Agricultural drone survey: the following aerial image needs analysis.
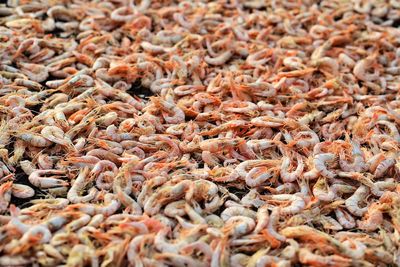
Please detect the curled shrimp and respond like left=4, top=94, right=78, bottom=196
left=41, top=125, right=74, bottom=148
left=357, top=203, right=386, bottom=232
left=263, top=194, right=306, bottom=215
left=353, top=56, right=379, bottom=82
left=245, top=166, right=277, bottom=187
left=314, top=153, right=336, bottom=179
left=67, top=167, right=97, bottom=203
left=345, top=185, right=369, bottom=217
left=280, top=155, right=304, bottom=183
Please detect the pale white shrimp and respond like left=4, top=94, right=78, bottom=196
left=254, top=205, right=269, bottom=234
left=371, top=178, right=396, bottom=197
left=335, top=208, right=356, bottom=229
left=17, top=132, right=52, bottom=147
left=181, top=241, right=213, bottom=262
left=200, top=138, right=241, bottom=153
left=246, top=48, right=271, bottom=67
left=353, top=56, right=379, bottom=82
left=164, top=200, right=186, bottom=217
left=280, top=155, right=304, bottom=183
left=339, top=53, right=356, bottom=68
left=313, top=179, right=355, bottom=202
left=291, top=131, right=320, bottom=148
left=41, top=125, right=74, bottom=148
left=269, top=194, right=306, bottom=215
left=127, top=234, right=155, bottom=266
left=267, top=208, right=286, bottom=242
left=68, top=193, right=120, bottom=216
left=374, top=157, right=395, bottom=178
left=245, top=166, right=276, bottom=187
left=110, top=6, right=135, bottom=22
left=11, top=184, right=35, bottom=199
left=64, top=214, right=91, bottom=232
left=318, top=215, right=343, bottom=231
left=19, top=62, right=49, bottom=83
left=0, top=181, right=12, bottom=213
left=141, top=41, right=174, bottom=54
left=256, top=255, right=290, bottom=267
left=345, top=185, right=369, bottom=217
left=230, top=253, right=249, bottom=267
left=298, top=248, right=352, bottom=266
left=376, top=120, right=400, bottom=142
left=28, top=169, right=67, bottom=188
left=184, top=203, right=206, bottom=225
left=224, top=216, right=256, bottom=237
left=246, top=139, right=276, bottom=153
left=154, top=227, right=182, bottom=254
left=205, top=50, right=233, bottom=66
left=283, top=56, right=305, bottom=70
left=67, top=167, right=97, bottom=204
left=314, top=153, right=336, bottom=179
left=241, top=189, right=265, bottom=208
left=37, top=153, right=54, bottom=170
left=357, top=203, right=384, bottom=232
left=18, top=225, right=52, bottom=251
left=66, top=244, right=99, bottom=267
left=250, top=116, right=285, bottom=128
left=339, top=141, right=366, bottom=172
left=221, top=206, right=257, bottom=222
left=0, top=255, right=31, bottom=266
left=235, top=159, right=280, bottom=178
left=90, top=160, right=118, bottom=178
left=151, top=96, right=185, bottom=124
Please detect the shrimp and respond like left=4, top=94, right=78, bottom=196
left=245, top=166, right=277, bottom=187
left=12, top=225, right=52, bottom=254
left=298, top=248, right=352, bottom=267
left=200, top=138, right=241, bottom=153
left=353, top=56, right=379, bottom=82
left=28, top=169, right=68, bottom=188
left=17, top=132, right=52, bottom=147
left=280, top=155, right=304, bottom=183
left=266, top=207, right=286, bottom=242
left=0, top=181, right=12, bottom=213
left=205, top=50, right=233, bottom=66
left=223, top=216, right=256, bottom=237
left=374, top=157, right=395, bottom=178
left=150, top=96, right=185, bottom=124
left=66, top=244, right=99, bottom=267
left=235, top=159, right=281, bottom=178
left=67, top=167, right=98, bottom=203
left=345, top=185, right=369, bottom=217
left=220, top=206, right=257, bottom=222
left=314, top=153, right=336, bottom=179
left=263, top=194, right=305, bottom=215
left=339, top=141, right=366, bottom=172
left=254, top=205, right=269, bottom=234
left=357, top=203, right=386, bottom=232
left=289, top=130, right=320, bottom=148
left=41, top=125, right=74, bottom=148
left=67, top=193, right=120, bottom=216
left=334, top=208, right=356, bottom=229
left=11, top=184, right=35, bottom=199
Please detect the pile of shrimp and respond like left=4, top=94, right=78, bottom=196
left=0, top=0, right=400, bottom=266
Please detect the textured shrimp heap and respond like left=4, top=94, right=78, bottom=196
left=1, top=0, right=400, bottom=266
